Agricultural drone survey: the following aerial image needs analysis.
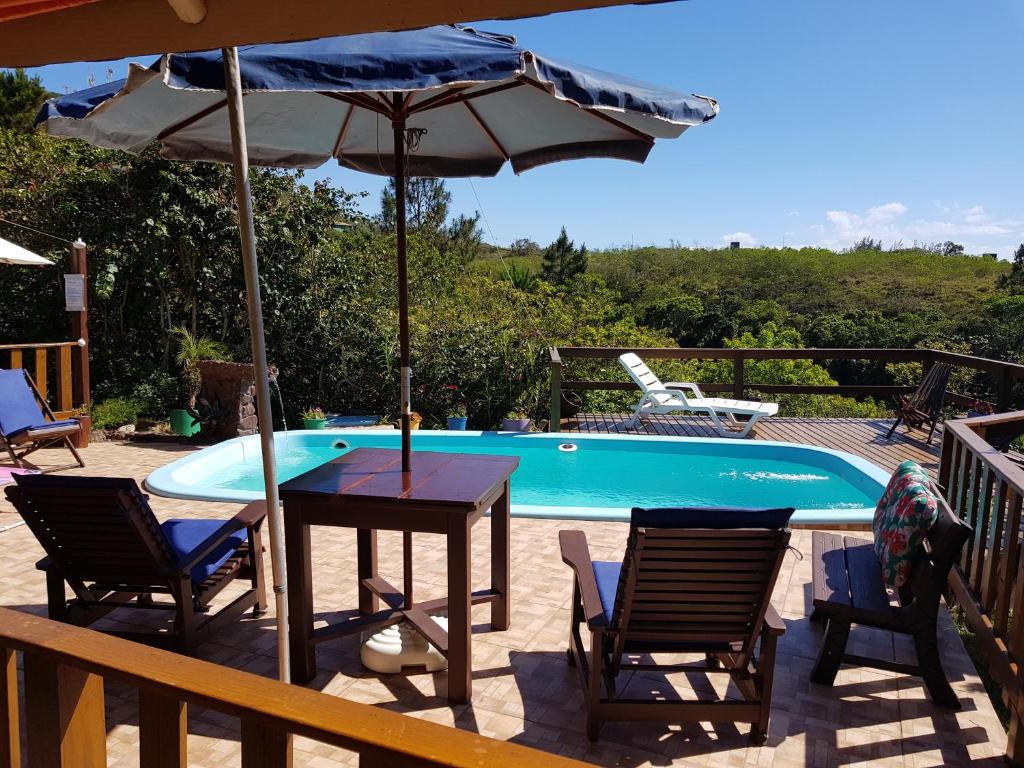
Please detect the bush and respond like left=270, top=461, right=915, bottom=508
left=91, top=397, right=143, bottom=429
left=131, top=371, right=179, bottom=416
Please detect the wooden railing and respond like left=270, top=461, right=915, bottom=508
left=940, top=412, right=1024, bottom=765
left=0, top=607, right=585, bottom=768
left=0, top=341, right=86, bottom=420
left=548, top=346, right=1024, bottom=431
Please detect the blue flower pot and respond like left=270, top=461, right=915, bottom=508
left=447, top=416, right=468, bottom=430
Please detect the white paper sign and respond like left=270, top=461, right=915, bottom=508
left=64, top=273, right=85, bottom=312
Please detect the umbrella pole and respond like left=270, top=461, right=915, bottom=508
left=222, top=46, right=290, bottom=684
left=393, top=97, right=412, bottom=474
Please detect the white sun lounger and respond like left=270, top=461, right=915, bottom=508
left=618, top=352, right=778, bottom=438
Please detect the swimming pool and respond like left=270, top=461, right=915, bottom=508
left=145, top=430, right=889, bottom=525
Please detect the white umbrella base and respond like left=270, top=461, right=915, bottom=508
left=360, top=614, right=448, bottom=673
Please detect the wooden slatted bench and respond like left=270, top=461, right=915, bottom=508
left=809, top=493, right=971, bottom=708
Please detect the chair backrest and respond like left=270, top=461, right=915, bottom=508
left=909, top=363, right=952, bottom=415
left=0, top=368, right=47, bottom=439
left=902, top=492, right=971, bottom=615
left=4, top=475, right=178, bottom=597
left=609, top=506, right=793, bottom=666
left=619, top=353, right=665, bottom=394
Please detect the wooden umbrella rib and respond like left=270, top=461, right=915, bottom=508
left=156, top=97, right=228, bottom=141
left=463, top=101, right=508, bottom=161
left=517, top=75, right=655, bottom=144
left=319, top=91, right=391, bottom=117
left=331, top=102, right=355, bottom=158
left=407, top=80, right=524, bottom=115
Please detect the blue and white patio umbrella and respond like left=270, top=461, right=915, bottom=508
left=37, top=24, right=718, bottom=680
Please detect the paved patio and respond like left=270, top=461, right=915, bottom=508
left=0, top=441, right=1008, bottom=767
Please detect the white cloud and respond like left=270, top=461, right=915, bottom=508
left=720, top=231, right=759, bottom=247
left=810, top=201, right=1021, bottom=257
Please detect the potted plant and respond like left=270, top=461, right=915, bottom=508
left=501, top=409, right=532, bottom=432
left=169, top=327, right=230, bottom=437
left=967, top=399, right=994, bottom=419
left=447, top=402, right=468, bottom=430
left=302, top=407, right=327, bottom=430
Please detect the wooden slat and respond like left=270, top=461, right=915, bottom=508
left=812, top=531, right=851, bottom=608
left=139, top=691, right=186, bottom=768
left=980, top=477, right=1005, bottom=612
left=8, top=349, right=21, bottom=369
left=241, top=721, right=292, bottom=768
left=995, top=490, right=1024, bottom=637
left=57, top=344, right=73, bottom=413
left=971, top=463, right=994, bottom=597
left=34, top=348, right=47, bottom=402
left=843, top=538, right=893, bottom=621
left=23, top=654, right=106, bottom=768
left=0, top=648, right=18, bottom=768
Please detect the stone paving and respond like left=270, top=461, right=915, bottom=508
left=0, top=441, right=1008, bottom=767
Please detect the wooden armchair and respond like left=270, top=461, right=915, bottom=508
left=4, top=474, right=267, bottom=653
left=887, top=363, right=953, bottom=444
left=560, top=506, right=793, bottom=744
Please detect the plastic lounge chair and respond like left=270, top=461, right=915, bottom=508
left=618, top=353, right=778, bottom=438
left=886, top=362, right=952, bottom=444
left=0, top=367, right=84, bottom=468
left=560, top=506, right=794, bottom=744
left=4, top=474, right=268, bottom=653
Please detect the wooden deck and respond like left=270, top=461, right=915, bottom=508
left=562, top=414, right=941, bottom=477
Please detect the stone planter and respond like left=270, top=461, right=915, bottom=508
left=196, top=360, right=257, bottom=441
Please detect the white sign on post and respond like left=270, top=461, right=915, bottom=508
left=64, top=273, right=85, bottom=312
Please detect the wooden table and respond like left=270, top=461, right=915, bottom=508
left=279, top=447, right=519, bottom=703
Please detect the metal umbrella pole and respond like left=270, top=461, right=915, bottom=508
left=222, top=46, right=290, bottom=683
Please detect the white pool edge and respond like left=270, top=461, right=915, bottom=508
left=145, top=428, right=889, bottom=524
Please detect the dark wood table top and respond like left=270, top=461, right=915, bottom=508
left=279, top=447, right=520, bottom=510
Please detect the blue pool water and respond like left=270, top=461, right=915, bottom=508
left=146, top=430, right=889, bottom=524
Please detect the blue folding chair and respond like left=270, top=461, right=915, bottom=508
left=0, top=368, right=83, bottom=468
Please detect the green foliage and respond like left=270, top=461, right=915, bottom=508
left=541, top=226, right=588, bottom=284
left=91, top=397, right=143, bottom=429
left=171, top=326, right=231, bottom=368
left=380, top=177, right=450, bottom=234
left=999, top=243, right=1024, bottom=295
left=505, top=264, right=537, bottom=292
left=641, top=295, right=704, bottom=346
left=0, top=69, right=49, bottom=132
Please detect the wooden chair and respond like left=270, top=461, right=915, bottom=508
left=887, top=362, right=953, bottom=444
left=4, top=474, right=267, bottom=653
left=810, top=493, right=971, bottom=708
left=560, top=506, right=793, bottom=743
left=0, top=367, right=84, bottom=468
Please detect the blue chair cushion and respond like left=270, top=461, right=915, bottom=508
left=592, top=560, right=622, bottom=624
left=0, top=369, right=49, bottom=439
left=630, top=506, right=795, bottom=529
left=162, top=519, right=247, bottom=585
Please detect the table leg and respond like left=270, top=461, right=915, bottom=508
left=490, top=480, right=511, bottom=631
left=448, top=515, right=472, bottom=704
left=285, top=509, right=316, bottom=683
left=357, top=529, right=379, bottom=615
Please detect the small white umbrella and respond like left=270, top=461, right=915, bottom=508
left=0, top=236, right=53, bottom=266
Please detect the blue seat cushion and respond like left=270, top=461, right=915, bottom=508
left=162, top=519, right=247, bottom=585
left=592, top=560, right=622, bottom=624
left=631, top=506, right=795, bottom=529
left=0, top=369, right=49, bottom=439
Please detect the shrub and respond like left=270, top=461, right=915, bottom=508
left=92, top=397, right=143, bottom=429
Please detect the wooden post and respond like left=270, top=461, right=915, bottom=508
left=549, top=348, right=562, bottom=433
left=0, top=648, right=18, bottom=768
left=998, top=366, right=1013, bottom=413
left=23, top=654, right=106, bottom=768
left=69, top=240, right=89, bottom=408
left=733, top=351, right=745, bottom=399
left=139, top=691, right=186, bottom=768
left=240, top=721, right=292, bottom=768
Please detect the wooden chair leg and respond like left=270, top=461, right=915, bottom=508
left=2, top=440, right=23, bottom=468
left=886, top=415, right=903, bottom=439
left=913, top=627, right=960, bottom=709
left=45, top=568, right=68, bottom=621
left=926, top=419, right=938, bottom=445
left=811, top=615, right=850, bottom=686
left=64, top=435, right=85, bottom=467
left=173, top=578, right=198, bottom=654
left=586, top=630, right=605, bottom=742
left=751, top=629, right=779, bottom=746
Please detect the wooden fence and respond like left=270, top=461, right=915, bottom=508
left=940, top=411, right=1024, bottom=765
left=548, top=347, right=1024, bottom=431
left=0, top=607, right=585, bottom=768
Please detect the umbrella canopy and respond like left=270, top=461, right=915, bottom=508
left=36, top=26, right=717, bottom=683
left=39, top=25, right=717, bottom=174
left=0, top=236, right=54, bottom=266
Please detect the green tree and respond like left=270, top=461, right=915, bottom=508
left=641, top=295, right=704, bottom=345
left=379, top=177, right=451, bottom=235
left=0, top=69, right=49, bottom=132
left=540, top=226, right=588, bottom=284
left=999, top=243, right=1024, bottom=295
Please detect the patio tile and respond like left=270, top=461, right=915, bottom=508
left=0, top=441, right=1010, bottom=767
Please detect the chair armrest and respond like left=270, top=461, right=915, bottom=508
left=559, top=530, right=607, bottom=630
left=177, top=504, right=268, bottom=574
left=645, top=388, right=692, bottom=401
left=664, top=381, right=705, bottom=398
left=763, top=603, right=786, bottom=636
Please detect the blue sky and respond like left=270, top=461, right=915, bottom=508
left=23, top=0, right=1024, bottom=256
